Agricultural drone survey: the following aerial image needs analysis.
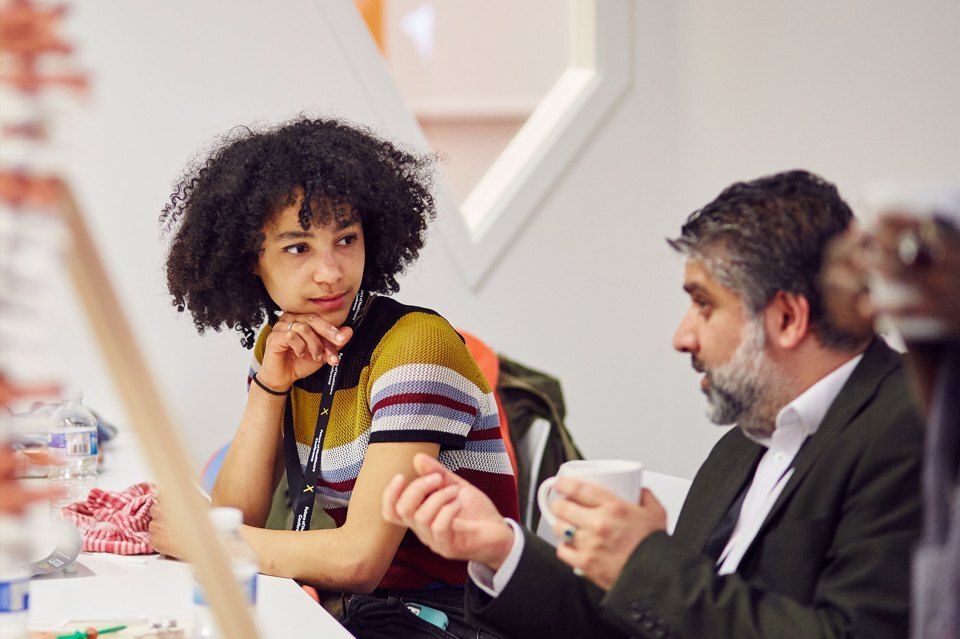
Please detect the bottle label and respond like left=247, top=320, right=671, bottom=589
left=247, top=573, right=258, bottom=605
left=0, top=577, right=29, bottom=613
left=48, top=430, right=98, bottom=458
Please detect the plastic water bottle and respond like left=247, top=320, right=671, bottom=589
left=0, top=517, right=31, bottom=639
left=46, top=392, right=98, bottom=517
left=192, top=507, right=259, bottom=639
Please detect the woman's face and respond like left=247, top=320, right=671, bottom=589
left=255, top=199, right=365, bottom=328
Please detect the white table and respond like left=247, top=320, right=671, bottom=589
left=27, top=434, right=354, bottom=638
left=30, top=553, right=352, bottom=638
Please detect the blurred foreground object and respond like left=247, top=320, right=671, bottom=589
left=0, top=0, right=87, bottom=399
left=864, top=184, right=960, bottom=341
left=822, top=187, right=960, bottom=343
left=1, top=2, right=88, bottom=633
left=823, top=182, right=960, bottom=638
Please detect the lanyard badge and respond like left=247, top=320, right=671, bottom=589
left=283, top=290, right=367, bottom=531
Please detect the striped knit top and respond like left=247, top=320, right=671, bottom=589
left=250, top=296, right=519, bottom=590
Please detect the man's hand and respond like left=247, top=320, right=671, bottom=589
left=255, top=313, right=354, bottom=392
left=551, top=480, right=667, bottom=591
left=382, top=453, right=515, bottom=570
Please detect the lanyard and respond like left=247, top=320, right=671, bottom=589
left=283, top=290, right=367, bottom=532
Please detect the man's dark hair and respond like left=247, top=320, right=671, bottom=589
left=668, top=169, right=864, bottom=350
left=161, top=116, right=435, bottom=348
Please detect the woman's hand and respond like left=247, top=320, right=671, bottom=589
left=254, top=313, right=354, bottom=392
left=148, top=494, right=197, bottom=559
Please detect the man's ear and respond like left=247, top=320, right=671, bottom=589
left=763, top=291, right=810, bottom=350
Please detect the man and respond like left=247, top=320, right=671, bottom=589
left=383, top=170, right=924, bottom=638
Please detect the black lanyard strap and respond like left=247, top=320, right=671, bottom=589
left=283, top=290, right=367, bottom=532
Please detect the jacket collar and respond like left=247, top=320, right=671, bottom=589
left=755, top=338, right=901, bottom=535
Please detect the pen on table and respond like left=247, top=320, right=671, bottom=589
left=56, top=625, right=127, bottom=639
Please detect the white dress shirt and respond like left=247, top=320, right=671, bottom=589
left=471, top=353, right=864, bottom=594
left=716, top=353, right=862, bottom=574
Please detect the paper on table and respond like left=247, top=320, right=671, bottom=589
left=28, top=517, right=82, bottom=575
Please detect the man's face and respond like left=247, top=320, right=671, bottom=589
left=673, top=259, right=780, bottom=434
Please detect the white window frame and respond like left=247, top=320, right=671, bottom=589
left=316, top=0, right=633, bottom=288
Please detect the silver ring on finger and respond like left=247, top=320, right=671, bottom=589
left=561, top=523, right=577, bottom=545
left=287, top=321, right=297, bottom=333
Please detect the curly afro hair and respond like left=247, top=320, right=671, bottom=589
left=160, top=116, right=436, bottom=348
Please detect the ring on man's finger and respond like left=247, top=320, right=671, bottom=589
left=561, top=523, right=577, bottom=545
left=287, top=321, right=297, bottom=332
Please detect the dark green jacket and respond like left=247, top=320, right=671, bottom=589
left=467, top=339, right=923, bottom=638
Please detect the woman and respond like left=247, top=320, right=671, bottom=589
left=152, top=117, right=518, bottom=638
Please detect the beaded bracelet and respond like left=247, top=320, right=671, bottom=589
left=252, top=372, right=290, bottom=396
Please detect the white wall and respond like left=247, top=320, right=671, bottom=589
left=54, top=0, right=388, bottom=470
left=54, top=0, right=960, bottom=483
left=402, top=0, right=960, bottom=479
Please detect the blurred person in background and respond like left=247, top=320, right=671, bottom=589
left=822, top=203, right=960, bottom=639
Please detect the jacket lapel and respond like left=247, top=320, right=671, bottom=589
left=673, top=429, right=763, bottom=552
left=754, top=339, right=902, bottom=537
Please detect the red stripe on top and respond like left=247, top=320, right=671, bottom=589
left=323, top=477, right=358, bottom=493
left=372, top=392, right=478, bottom=417
left=458, top=467, right=520, bottom=520
left=326, top=508, right=347, bottom=528
left=467, top=427, right=507, bottom=441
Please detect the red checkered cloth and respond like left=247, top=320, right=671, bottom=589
left=60, top=482, right=158, bottom=555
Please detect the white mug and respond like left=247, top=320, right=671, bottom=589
left=537, top=459, right=643, bottom=528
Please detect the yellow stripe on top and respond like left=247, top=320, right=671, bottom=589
left=366, top=311, right=493, bottom=402
left=251, top=304, right=493, bottom=465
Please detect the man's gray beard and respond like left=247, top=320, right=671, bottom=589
left=703, top=317, right=781, bottom=436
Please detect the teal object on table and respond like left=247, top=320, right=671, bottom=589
left=57, top=625, right=127, bottom=639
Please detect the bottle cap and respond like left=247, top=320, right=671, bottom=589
left=208, top=507, right=243, bottom=533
